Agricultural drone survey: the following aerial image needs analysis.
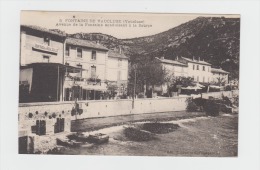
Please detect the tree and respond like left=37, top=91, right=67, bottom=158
left=128, top=58, right=168, bottom=97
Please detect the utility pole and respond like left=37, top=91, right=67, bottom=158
left=132, top=65, right=137, bottom=109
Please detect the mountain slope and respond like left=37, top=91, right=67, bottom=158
left=69, top=17, right=240, bottom=79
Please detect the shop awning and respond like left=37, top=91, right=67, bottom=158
left=21, top=62, right=85, bottom=73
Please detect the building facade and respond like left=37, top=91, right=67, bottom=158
left=211, top=68, right=229, bottom=85
left=107, top=50, right=129, bottom=95
left=19, top=25, right=129, bottom=102
left=177, top=57, right=212, bottom=83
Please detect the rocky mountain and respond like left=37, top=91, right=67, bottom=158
left=69, top=17, right=240, bottom=79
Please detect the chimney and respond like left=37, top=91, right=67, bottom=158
left=176, top=56, right=179, bottom=60
left=198, top=57, right=200, bottom=61
left=193, top=56, right=195, bottom=61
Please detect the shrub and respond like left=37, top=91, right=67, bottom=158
left=137, top=93, right=145, bottom=98
left=52, top=113, right=57, bottom=118
left=186, top=98, right=199, bottom=112
left=28, top=112, right=33, bottom=118
left=44, top=111, right=48, bottom=116
left=204, top=100, right=220, bottom=116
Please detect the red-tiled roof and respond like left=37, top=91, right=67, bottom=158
left=66, top=37, right=108, bottom=51
left=108, top=50, right=129, bottom=59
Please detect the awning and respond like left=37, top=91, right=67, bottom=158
left=181, top=86, right=202, bottom=90
left=209, top=85, right=221, bottom=89
left=21, top=62, right=85, bottom=73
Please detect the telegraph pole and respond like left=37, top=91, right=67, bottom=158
left=132, top=65, right=137, bottom=109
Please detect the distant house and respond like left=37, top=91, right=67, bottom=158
left=211, top=68, right=229, bottom=84
left=177, top=57, right=212, bottom=83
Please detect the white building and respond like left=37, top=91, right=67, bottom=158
left=211, top=68, right=229, bottom=84
left=106, top=50, right=129, bottom=95
left=177, top=57, right=212, bottom=83
left=155, top=57, right=188, bottom=77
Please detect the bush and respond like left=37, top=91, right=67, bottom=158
left=137, top=93, right=145, bottom=98
left=204, top=100, right=220, bottom=116
left=28, top=112, right=33, bottom=118
left=52, top=113, right=57, bottom=118
left=186, top=98, right=199, bottom=112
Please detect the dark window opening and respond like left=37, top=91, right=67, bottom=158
left=77, top=48, right=82, bottom=58
left=91, top=51, right=96, bottom=60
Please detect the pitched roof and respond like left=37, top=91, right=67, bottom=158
left=211, top=68, right=229, bottom=74
left=108, top=50, right=129, bottom=60
left=66, top=37, right=108, bottom=51
left=156, top=57, right=187, bottom=67
left=21, top=25, right=66, bottom=37
left=181, top=57, right=212, bottom=66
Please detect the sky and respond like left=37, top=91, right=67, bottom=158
left=21, top=11, right=239, bottom=39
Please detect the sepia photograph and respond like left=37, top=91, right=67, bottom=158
left=18, top=11, right=240, bottom=157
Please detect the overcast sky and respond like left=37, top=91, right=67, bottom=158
left=21, top=11, right=239, bottom=39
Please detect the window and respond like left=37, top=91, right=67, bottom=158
left=203, top=76, right=205, bottom=82
left=43, top=37, right=50, bottom=46
left=197, top=65, right=199, bottom=70
left=91, top=66, right=96, bottom=78
left=65, top=45, right=70, bottom=56
left=117, top=71, right=121, bottom=80
left=77, top=64, right=82, bottom=77
left=197, top=76, right=199, bottom=82
left=77, top=48, right=82, bottom=58
left=203, top=66, right=205, bottom=71
left=193, top=65, right=195, bottom=70
left=192, top=76, right=195, bottom=80
left=91, top=51, right=96, bottom=60
left=118, top=59, right=122, bottom=67
left=43, top=55, right=49, bottom=63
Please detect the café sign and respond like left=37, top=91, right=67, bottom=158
left=33, top=43, right=59, bottom=54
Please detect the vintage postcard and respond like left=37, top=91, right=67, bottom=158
left=18, top=11, right=240, bottom=156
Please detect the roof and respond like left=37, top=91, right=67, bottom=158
left=156, top=57, right=187, bottom=67
left=21, top=63, right=84, bottom=73
left=21, top=25, right=66, bottom=37
left=181, top=57, right=212, bottom=66
left=66, top=37, right=108, bottom=51
left=211, top=68, right=229, bottom=74
left=108, top=50, right=129, bottom=60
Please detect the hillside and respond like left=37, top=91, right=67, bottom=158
left=69, top=17, right=240, bottom=79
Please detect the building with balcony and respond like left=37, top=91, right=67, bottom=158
left=63, top=37, right=109, bottom=101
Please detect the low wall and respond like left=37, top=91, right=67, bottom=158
left=19, top=97, right=189, bottom=122
left=19, top=90, right=238, bottom=136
